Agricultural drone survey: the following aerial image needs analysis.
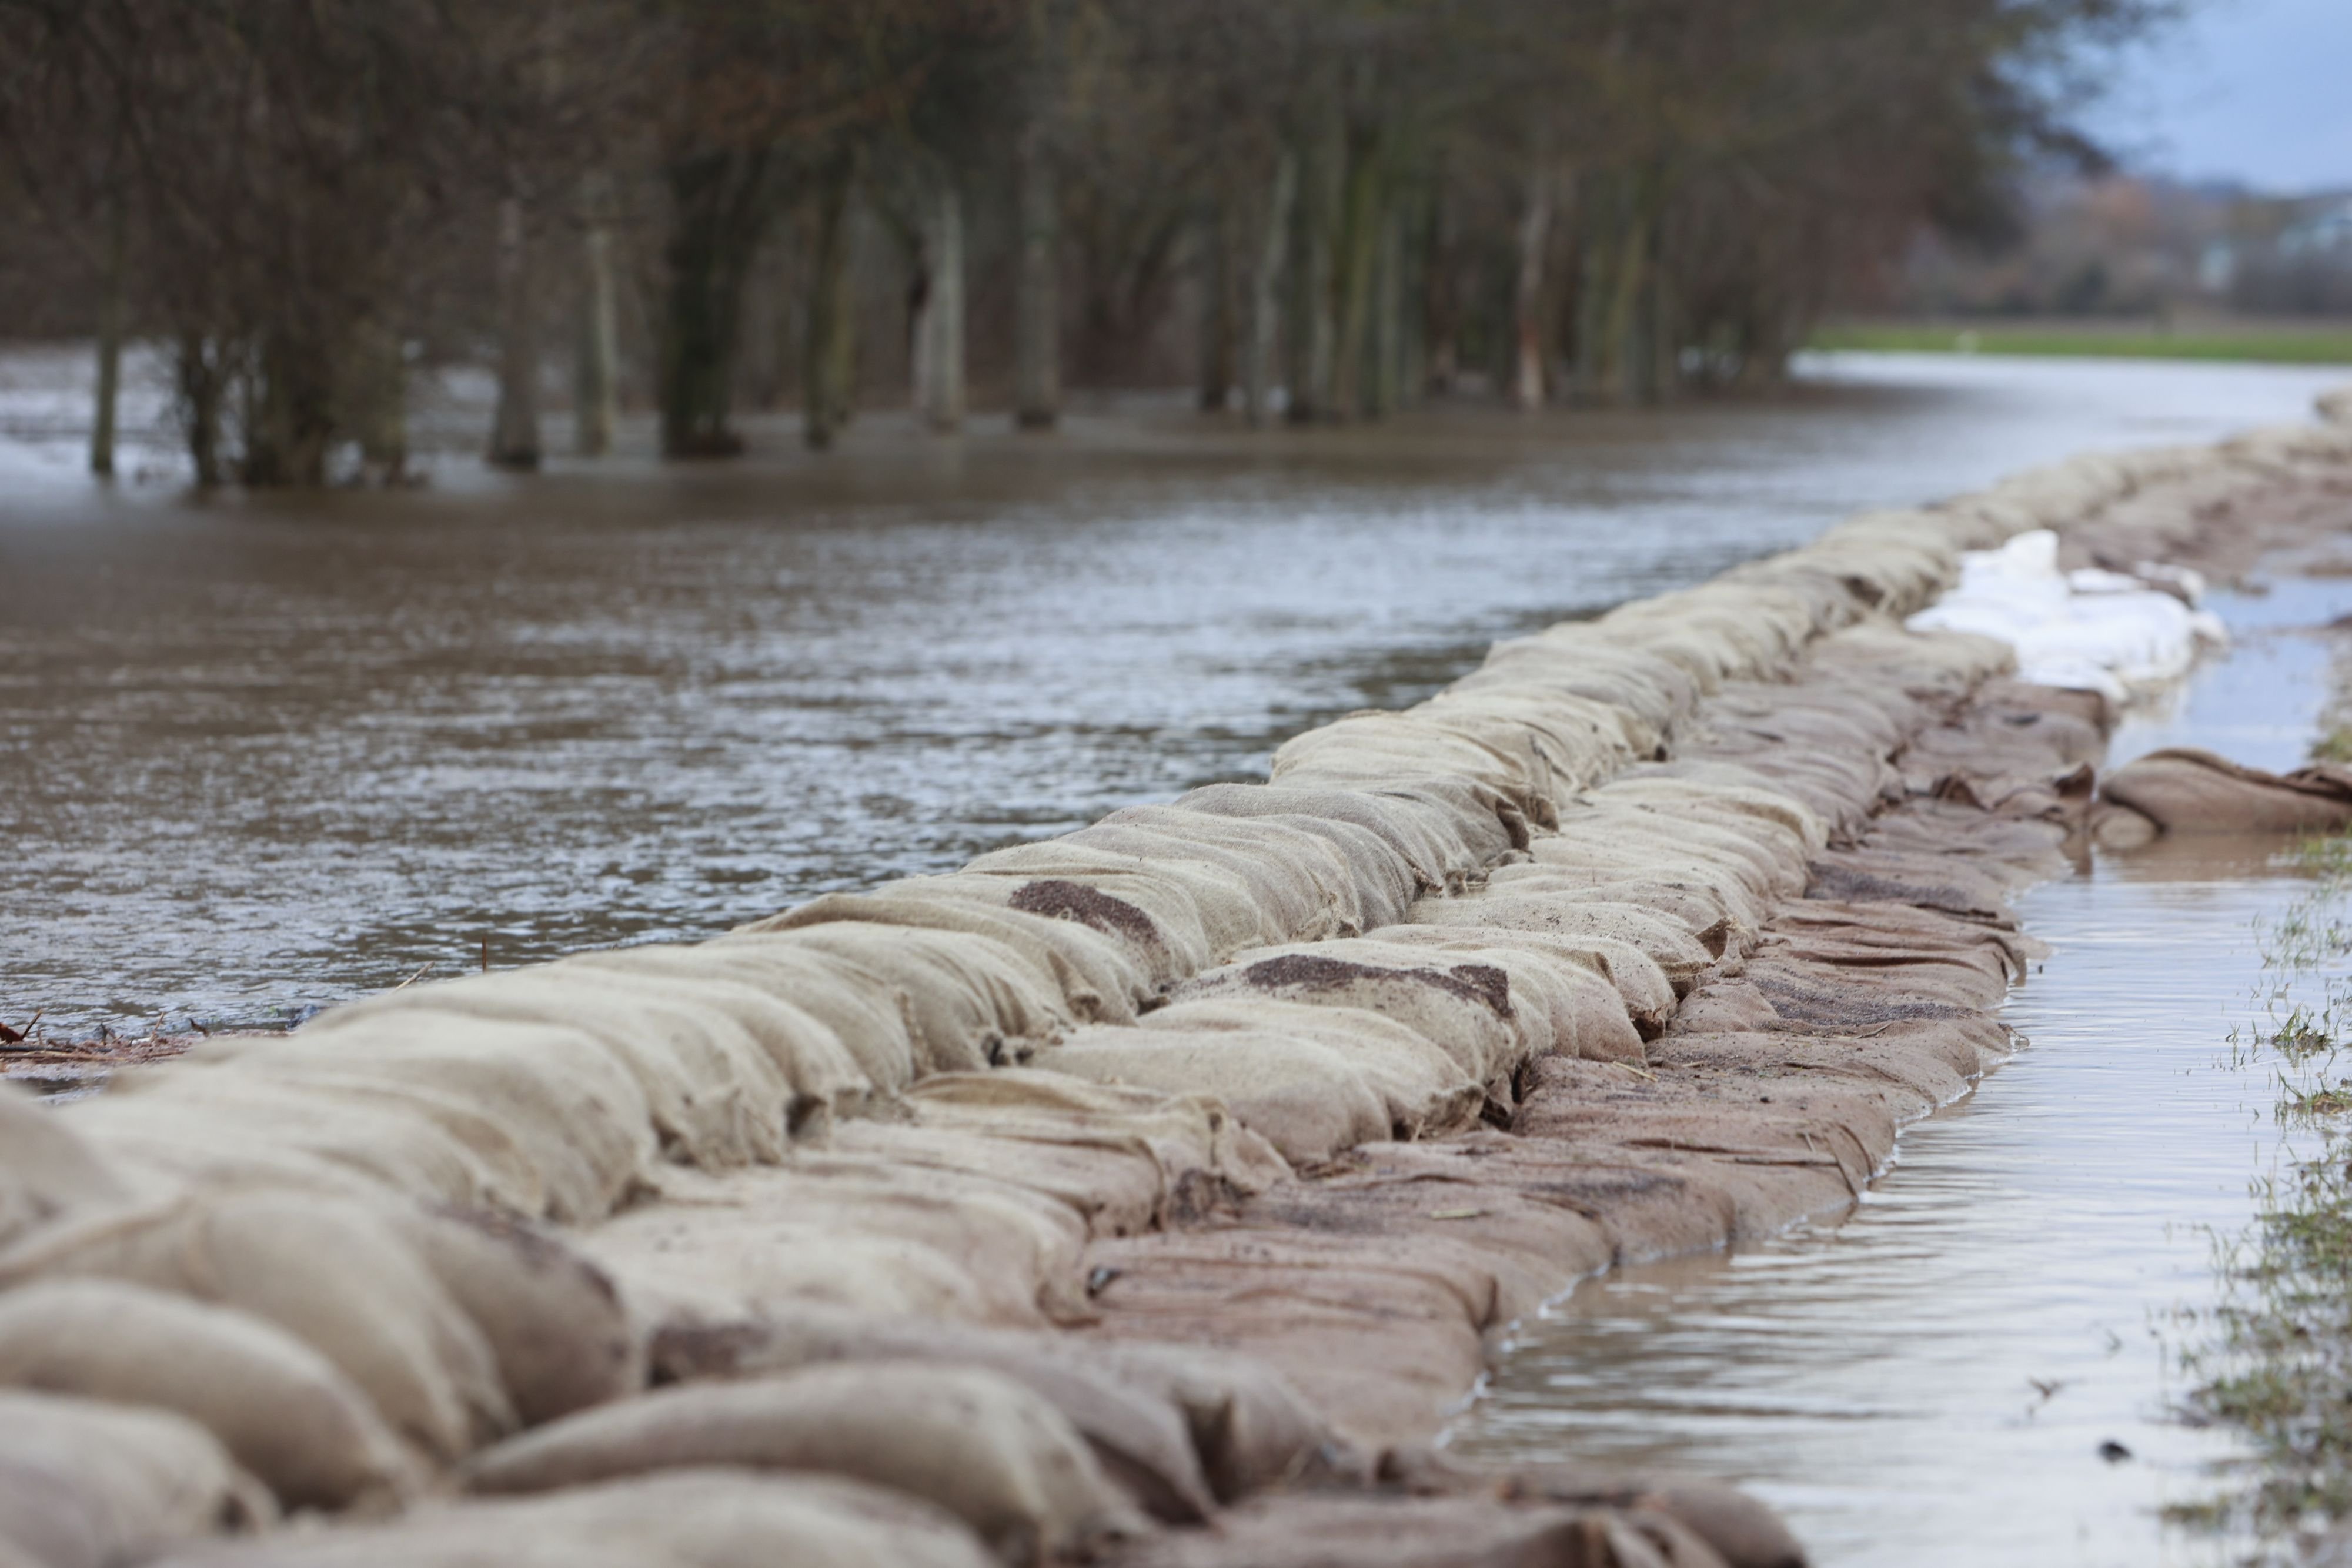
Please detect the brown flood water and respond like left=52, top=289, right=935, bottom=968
left=2, top=352, right=2346, bottom=1044
left=1446, top=576, right=2352, bottom=1566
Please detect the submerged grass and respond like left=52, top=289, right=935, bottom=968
left=1809, top=322, right=2352, bottom=367
left=2171, top=803, right=2352, bottom=1554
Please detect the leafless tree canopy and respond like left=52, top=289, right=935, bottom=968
left=0, top=0, right=2170, bottom=484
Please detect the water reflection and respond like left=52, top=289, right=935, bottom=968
left=2, top=354, right=2344, bottom=1037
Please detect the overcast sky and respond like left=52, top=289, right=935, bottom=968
left=2083, top=0, right=2352, bottom=193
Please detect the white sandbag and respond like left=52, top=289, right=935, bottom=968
left=0, top=1281, right=420, bottom=1513
left=0, top=1086, right=131, bottom=1249
left=0, top=1390, right=273, bottom=1568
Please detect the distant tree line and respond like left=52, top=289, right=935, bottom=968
left=0, top=0, right=2165, bottom=486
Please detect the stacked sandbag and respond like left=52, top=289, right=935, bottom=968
left=459, top=1362, right=1145, bottom=1567
left=144, top=1470, right=997, bottom=1568
left=2100, top=747, right=2352, bottom=835
left=0, top=1086, right=133, bottom=1248
left=0, top=1389, right=273, bottom=1568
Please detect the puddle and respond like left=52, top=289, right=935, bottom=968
left=1444, top=576, right=2352, bottom=1565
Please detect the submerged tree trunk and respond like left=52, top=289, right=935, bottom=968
left=1244, top=149, right=1297, bottom=427
left=1513, top=158, right=1553, bottom=412
left=910, top=169, right=965, bottom=433
left=574, top=175, right=620, bottom=457
left=489, top=195, right=542, bottom=470
left=173, top=332, right=226, bottom=489
left=1013, top=0, right=1061, bottom=430
left=662, top=149, right=771, bottom=458
left=349, top=316, right=408, bottom=482
left=802, top=149, right=858, bottom=451
left=1422, top=188, right=1458, bottom=397
left=89, top=193, right=126, bottom=478
left=241, top=330, right=336, bottom=486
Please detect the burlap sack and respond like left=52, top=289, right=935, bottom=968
left=2101, top=746, right=2352, bottom=834
left=460, top=1362, right=1142, bottom=1566
left=0, top=1086, right=130, bottom=1250
left=0, top=1389, right=272, bottom=1568
left=1173, top=940, right=1523, bottom=1083
left=0, top=1281, right=420, bottom=1512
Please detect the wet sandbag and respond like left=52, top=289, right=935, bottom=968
left=1354, top=927, right=1646, bottom=1064
left=961, top=841, right=1277, bottom=966
left=0, top=1189, right=514, bottom=1464
left=1174, top=783, right=1486, bottom=908
left=145, top=1470, right=994, bottom=1568
left=1455, top=631, right=1700, bottom=736
left=0, top=1086, right=131, bottom=1249
left=1037, top=1001, right=1484, bottom=1165
left=572, top=940, right=920, bottom=1096
left=647, top=1305, right=1217, bottom=1524
left=731, top=925, right=1074, bottom=1072
left=0, top=1390, right=273, bottom=1568
left=2100, top=746, right=2352, bottom=834
left=0, top=1281, right=420, bottom=1513
left=1067, top=807, right=1374, bottom=941
left=743, top=891, right=1151, bottom=1024
left=1268, top=711, right=1569, bottom=829
left=1171, top=940, right=1523, bottom=1084
left=1071, top=1340, right=1330, bottom=1503
left=860, top=870, right=1214, bottom=989
left=460, top=1362, right=1144, bottom=1566
left=388, top=1206, right=642, bottom=1426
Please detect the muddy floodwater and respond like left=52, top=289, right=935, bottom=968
left=3, top=353, right=2347, bottom=1041
left=1445, top=576, right=2352, bottom=1566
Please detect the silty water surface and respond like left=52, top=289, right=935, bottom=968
left=1443, top=575, right=2352, bottom=1566
left=1, top=353, right=2345, bottom=1039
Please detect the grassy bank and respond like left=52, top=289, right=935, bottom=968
left=1811, top=321, right=2352, bottom=366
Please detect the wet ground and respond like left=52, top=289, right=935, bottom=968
left=1444, top=576, right=2352, bottom=1566
left=2, top=352, right=2346, bottom=1040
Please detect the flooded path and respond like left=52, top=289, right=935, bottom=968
left=1444, top=577, right=2352, bottom=1564
left=2, top=353, right=2346, bottom=1038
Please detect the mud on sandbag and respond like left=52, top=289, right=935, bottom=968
left=1111, top=1489, right=1728, bottom=1568
left=643, top=1303, right=1218, bottom=1524
left=860, top=869, right=1214, bottom=989
left=0, top=1281, right=420, bottom=1514
left=143, top=1470, right=996, bottom=1568
left=460, top=1362, right=1144, bottom=1567
left=963, top=842, right=1274, bottom=968
left=0, top=1389, right=273, bottom=1568
left=1349, top=926, right=1647, bottom=1064
left=0, top=1189, right=514, bottom=1465
left=1068, top=807, right=1378, bottom=942
left=2100, top=745, right=2352, bottom=835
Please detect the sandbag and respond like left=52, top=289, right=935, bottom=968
left=645, top=1305, right=1217, bottom=1523
left=0, top=1086, right=130, bottom=1249
left=0, top=1281, right=419, bottom=1513
left=460, top=1362, right=1142, bottom=1566
left=1072, top=1341, right=1331, bottom=1503
left=143, top=1470, right=995, bottom=1568
left=0, top=1389, right=273, bottom=1568
left=2100, top=746, right=2352, bottom=834
left=388, top=1205, right=643, bottom=1426
left=1172, top=940, right=1524, bottom=1084
left=0, top=1190, right=514, bottom=1464
left=1352, top=927, right=1646, bottom=1063
left=1374, top=916, right=1678, bottom=1034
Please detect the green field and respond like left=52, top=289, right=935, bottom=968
left=1810, top=321, right=2352, bottom=366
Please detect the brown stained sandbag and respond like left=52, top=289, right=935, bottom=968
left=459, top=1363, right=1144, bottom=1567
left=1371, top=921, right=1676, bottom=1039
left=963, top=843, right=1271, bottom=968
left=1074, top=808, right=1377, bottom=941
left=145, top=1470, right=995, bottom=1568
left=0, top=1281, right=420, bottom=1513
left=644, top=1306, right=1218, bottom=1524
left=0, top=1086, right=130, bottom=1250
left=2101, top=746, right=2352, bottom=834
left=1112, top=1492, right=1710, bottom=1568
left=1349, top=926, right=1646, bottom=1064
left=1070, top=1340, right=1330, bottom=1504
left=742, top=891, right=1151, bottom=1024
left=1172, top=940, right=1524, bottom=1084
left=0, top=1191, right=514, bottom=1465
left=0, top=1390, right=273, bottom=1568
left=389, top=1206, right=643, bottom=1427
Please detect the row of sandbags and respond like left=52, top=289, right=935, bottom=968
left=5, top=396, right=2345, bottom=1566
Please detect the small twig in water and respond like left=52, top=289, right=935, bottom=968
left=391, top=962, right=435, bottom=992
left=480, top=937, right=489, bottom=974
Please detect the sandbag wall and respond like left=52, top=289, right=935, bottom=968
left=5, top=400, right=2351, bottom=1568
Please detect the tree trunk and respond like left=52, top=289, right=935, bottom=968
left=1513, top=158, right=1553, bottom=412
left=1371, top=202, right=1404, bottom=419
left=574, top=175, right=620, bottom=457
left=174, top=332, right=225, bottom=489
left=802, top=148, right=858, bottom=450
left=1013, top=0, right=1061, bottom=430
left=1288, top=106, right=1344, bottom=423
left=1195, top=200, right=1234, bottom=412
left=241, top=330, right=336, bottom=487
left=1329, top=136, right=1381, bottom=422
left=1422, top=188, right=1458, bottom=397
left=89, top=192, right=126, bottom=478
left=662, top=149, right=771, bottom=458
left=911, top=169, right=965, bottom=433
left=350, top=316, right=408, bottom=483
left=1244, top=148, right=1296, bottom=427
left=489, top=195, right=542, bottom=469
